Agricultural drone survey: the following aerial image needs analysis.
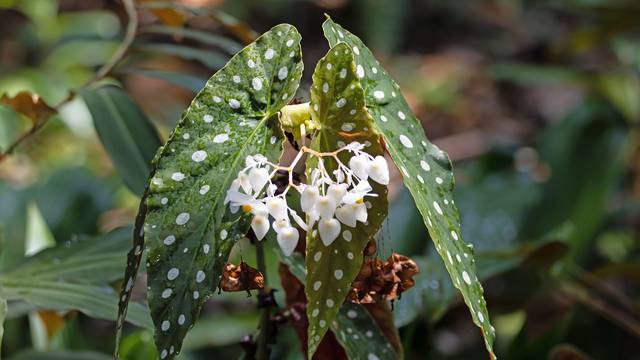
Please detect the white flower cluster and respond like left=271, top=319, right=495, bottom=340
left=224, top=142, right=389, bottom=256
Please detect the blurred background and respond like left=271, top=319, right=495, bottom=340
left=1, top=0, right=639, bottom=359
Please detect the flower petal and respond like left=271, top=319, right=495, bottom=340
left=318, top=218, right=341, bottom=246
left=335, top=205, right=357, bottom=227
left=277, top=226, right=299, bottom=256
left=251, top=215, right=269, bottom=240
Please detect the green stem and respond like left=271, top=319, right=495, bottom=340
left=255, top=241, right=271, bottom=360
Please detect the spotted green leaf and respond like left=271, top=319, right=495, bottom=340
left=280, top=252, right=397, bottom=360
left=333, top=303, right=397, bottom=360
left=305, top=43, right=388, bottom=357
left=115, top=24, right=303, bottom=359
left=323, top=18, right=496, bottom=357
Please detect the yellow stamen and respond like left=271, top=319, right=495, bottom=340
left=356, top=198, right=364, bottom=204
left=242, top=204, right=253, bottom=213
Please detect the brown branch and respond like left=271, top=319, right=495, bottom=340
left=83, top=0, right=138, bottom=87
left=0, top=120, right=48, bottom=163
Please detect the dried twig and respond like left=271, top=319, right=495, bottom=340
left=84, top=0, right=138, bottom=86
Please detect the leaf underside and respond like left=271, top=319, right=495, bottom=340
left=305, top=43, right=388, bottom=357
left=115, top=23, right=303, bottom=359
left=0, top=228, right=152, bottom=329
left=323, top=17, right=496, bottom=358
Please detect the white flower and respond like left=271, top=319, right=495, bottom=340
left=249, top=167, right=270, bottom=193
left=251, top=215, right=269, bottom=240
left=246, top=154, right=268, bottom=167
left=342, top=180, right=373, bottom=204
left=300, top=186, right=319, bottom=212
left=238, top=172, right=252, bottom=193
left=315, top=195, right=337, bottom=219
left=277, top=226, right=299, bottom=256
left=349, top=154, right=370, bottom=180
left=272, top=218, right=289, bottom=233
left=266, top=197, right=288, bottom=221
left=345, top=141, right=365, bottom=152
left=327, top=183, right=347, bottom=204
left=335, top=205, right=356, bottom=227
left=368, top=155, right=389, bottom=185
left=318, top=218, right=341, bottom=246
left=226, top=190, right=267, bottom=215
left=353, top=201, right=368, bottom=223
left=224, top=179, right=241, bottom=204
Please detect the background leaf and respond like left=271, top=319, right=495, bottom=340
left=0, top=228, right=152, bottom=329
left=305, top=43, right=388, bottom=357
left=83, top=85, right=162, bottom=196
left=139, top=25, right=243, bottom=54
left=323, top=18, right=496, bottom=357
left=116, top=23, right=304, bottom=359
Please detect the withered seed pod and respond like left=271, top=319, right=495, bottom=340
left=218, top=261, right=265, bottom=296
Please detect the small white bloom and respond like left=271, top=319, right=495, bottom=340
left=368, top=155, right=389, bottom=185
left=267, top=197, right=288, bottom=221
left=315, top=196, right=337, bottom=219
left=238, top=172, right=252, bottom=193
left=342, top=180, right=373, bottom=204
left=345, top=141, right=365, bottom=152
left=327, top=183, right=348, bottom=204
left=272, top=218, right=289, bottom=233
left=249, top=167, right=270, bottom=193
left=277, top=226, right=299, bottom=256
left=353, top=202, right=368, bottom=223
left=301, top=186, right=320, bottom=212
left=318, top=218, right=341, bottom=246
left=251, top=215, right=269, bottom=240
left=224, top=179, right=241, bottom=204
left=266, top=183, right=277, bottom=197
left=226, top=191, right=267, bottom=215
left=333, top=169, right=346, bottom=183
left=335, top=205, right=357, bottom=227
left=349, top=154, right=370, bottom=180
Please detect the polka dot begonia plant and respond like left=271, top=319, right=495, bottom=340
left=115, top=17, right=495, bottom=360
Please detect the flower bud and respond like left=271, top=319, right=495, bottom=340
left=249, top=167, right=270, bottom=193
left=327, top=183, right=348, bottom=204
left=277, top=226, right=299, bottom=256
left=368, top=155, right=389, bottom=185
left=349, top=154, right=370, bottom=180
left=318, top=218, right=341, bottom=246
left=251, top=215, right=269, bottom=240
left=315, top=196, right=337, bottom=219
left=301, top=186, right=320, bottom=212
left=335, top=205, right=357, bottom=227
left=267, top=197, right=288, bottom=221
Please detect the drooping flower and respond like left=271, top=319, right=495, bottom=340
left=249, top=166, right=270, bottom=193
left=315, top=195, right=337, bottom=219
left=266, top=197, right=288, bottom=221
left=318, top=218, right=341, bottom=246
left=277, top=226, right=299, bottom=256
left=301, top=185, right=320, bottom=212
left=224, top=141, right=390, bottom=255
left=251, top=215, right=269, bottom=240
left=368, top=155, right=389, bottom=185
left=349, top=154, right=370, bottom=180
